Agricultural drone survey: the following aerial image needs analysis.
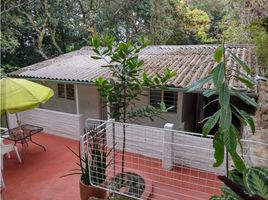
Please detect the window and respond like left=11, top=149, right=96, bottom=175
left=57, top=84, right=65, bottom=98
left=163, top=91, right=177, bottom=113
left=150, top=90, right=161, bottom=108
left=57, top=84, right=75, bottom=100
left=66, top=84, right=75, bottom=100
left=150, top=89, right=177, bottom=113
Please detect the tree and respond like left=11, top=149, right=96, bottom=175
left=94, top=0, right=153, bottom=41
left=166, top=0, right=211, bottom=44
left=187, top=0, right=228, bottom=42
left=92, top=35, right=176, bottom=181
left=1, top=0, right=96, bottom=71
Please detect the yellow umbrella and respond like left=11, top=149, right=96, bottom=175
left=0, top=77, right=54, bottom=124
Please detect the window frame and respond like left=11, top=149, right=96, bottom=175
left=149, top=89, right=178, bottom=113
left=57, top=83, right=75, bottom=100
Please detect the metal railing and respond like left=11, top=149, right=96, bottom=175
left=81, top=119, right=268, bottom=200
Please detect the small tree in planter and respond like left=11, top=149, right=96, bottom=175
left=91, top=35, right=176, bottom=197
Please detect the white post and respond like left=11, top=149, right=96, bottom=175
left=162, top=123, right=174, bottom=170
left=74, top=84, right=80, bottom=115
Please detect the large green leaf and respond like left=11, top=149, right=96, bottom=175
left=232, top=105, right=255, bottom=134
left=220, top=106, right=232, bottom=131
left=234, top=75, right=255, bottom=88
left=223, top=125, right=237, bottom=153
left=214, top=45, right=224, bottom=62
left=202, top=110, right=220, bottom=137
left=213, top=131, right=225, bottom=167
left=219, top=83, right=230, bottom=108
left=213, top=62, right=225, bottom=88
left=229, top=51, right=250, bottom=75
left=230, top=151, right=246, bottom=173
left=231, top=91, right=257, bottom=107
left=244, top=168, right=268, bottom=199
left=184, top=75, right=212, bottom=92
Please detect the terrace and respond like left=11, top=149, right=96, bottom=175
left=1, top=130, right=220, bottom=199
left=2, top=118, right=266, bottom=200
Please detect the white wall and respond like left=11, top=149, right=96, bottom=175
left=77, top=85, right=100, bottom=120
left=106, top=122, right=164, bottom=160
left=105, top=121, right=225, bottom=174
left=18, top=108, right=84, bottom=139
left=173, top=132, right=225, bottom=174
left=39, top=82, right=101, bottom=121
left=41, top=82, right=76, bottom=114
left=129, top=90, right=184, bottom=130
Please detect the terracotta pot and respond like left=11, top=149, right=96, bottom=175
left=79, top=180, right=107, bottom=200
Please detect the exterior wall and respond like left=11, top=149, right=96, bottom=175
left=77, top=84, right=100, bottom=120
left=173, top=132, right=225, bottom=174
left=19, top=108, right=84, bottom=139
left=39, top=82, right=101, bottom=121
left=41, top=82, right=76, bottom=114
left=105, top=121, right=225, bottom=174
left=129, top=90, right=184, bottom=130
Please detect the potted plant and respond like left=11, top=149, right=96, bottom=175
left=62, top=129, right=110, bottom=200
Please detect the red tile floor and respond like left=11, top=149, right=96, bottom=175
left=1, top=133, right=222, bottom=200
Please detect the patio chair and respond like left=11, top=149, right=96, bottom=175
left=0, top=127, right=22, bottom=189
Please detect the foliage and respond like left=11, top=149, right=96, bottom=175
left=211, top=167, right=268, bottom=200
left=1, top=0, right=215, bottom=71
left=249, top=17, right=268, bottom=77
left=62, top=130, right=110, bottom=186
left=165, top=0, right=211, bottom=44
left=94, top=0, right=153, bottom=42
left=92, top=35, right=176, bottom=122
left=219, top=0, right=268, bottom=76
left=1, top=0, right=93, bottom=70
left=185, top=44, right=257, bottom=173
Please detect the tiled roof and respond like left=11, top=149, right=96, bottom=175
left=9, top=45, right=262, bottom=91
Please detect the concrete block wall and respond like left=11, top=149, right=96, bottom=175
left=173, top=132, right=225, bottom=174
left=19, top=108, right=84, bottom=139
left=106, top=122, right=164, bottom=160
left=105, top=121, right=225, bottom=174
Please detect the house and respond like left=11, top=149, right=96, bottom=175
left=8, top=45, right=262, bottom=139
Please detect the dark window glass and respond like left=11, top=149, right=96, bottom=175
left=57, top=84, right=65, bottom=98
left=150, top=90, right=162, bottom=108
left=66, top=84, right=75, bottom=100
left=164, top=91, right=177, bottom=113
